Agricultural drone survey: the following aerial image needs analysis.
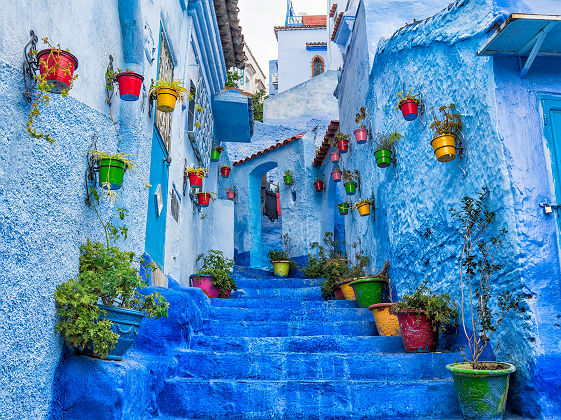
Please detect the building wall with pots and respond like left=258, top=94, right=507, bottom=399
left=334, top=0, right=561, bottom=417
left=0, top=0, right=239, bottom=417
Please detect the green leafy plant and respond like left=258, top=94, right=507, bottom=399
left=303, top=232, right=347, bottom=281
left=186, top=167, right=208, bottom=176
left=355, top=107, right=367, bottom=129
left=284, top=170, right=293, bottom=177
left=54, top=189, right=168, bottom=359
left=253, top=89, right=268, bottom=122
left=212, top=144, right=225, bottom=153
left=220, top=164, right=231, bottom=169
left=196, top=250, right=236, bottom=298
left=314, top=175, right=324, bottom=183
left=91, top=151, right=136, bottom=170
left=225, top=69, right=243, bottom=88
left=335, top=132, right=350, bottom=142
left=342, top=169, right=359, bottom=184
left=26, top=38, right=79, bottom=143
left=396, top=89, right=420, bottom=109
left=450, top=187, right=523, bottom=369
left=430, top=104, right=463, bottom=138
left=348, top=238, right=370, bottom=279
left=392, top=279, right=457, bottom=333
left=149, top=79, right=192, bottom=102
left=322, top=259, right=350, bottom=300
left=375, top=132, right=403, bottom=152
left=268, top=234, right=298, bottom=273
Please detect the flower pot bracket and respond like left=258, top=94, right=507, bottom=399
left=105, top=55, right=116, bottom=107
left=455, top=131, right=467, bottom=177
left=22, top=30, right=39, bottom=102
left=84, top=134, right=100, bottom=206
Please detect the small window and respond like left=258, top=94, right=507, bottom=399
left=312, top=56, right=324, bottom=77
left=187, top=82, right=196, bottom=132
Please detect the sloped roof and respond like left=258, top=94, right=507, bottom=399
left=213, top=0, right=246, bottom=68
left=329, top=4, right=338, bottom=18
left=233, top=134, right=304, bottom=166
left=303, top=15, right=327, bottom=26
left=313, top=121, right=339, bottom=167
left=331, top=12, right=344, bottom=41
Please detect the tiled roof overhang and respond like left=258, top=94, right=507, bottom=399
left=312, top=121, right=339, bottom=167
left=274, top=25, right=327, bottom=39
left=213, top=0, right=246, bottom=68
left=233, top=134, right=305, bottom=166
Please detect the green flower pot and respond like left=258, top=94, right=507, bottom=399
left=349, top=277, right=385, bottom=308
left=211, top=149, right=221, bottom=162
left=98, top=158, right=127, bottom=190
left=284, top=175, right=293, bottom=185
left=446, top=362, right=516, bottom=420
left=337, top=203, right=349, bottom=215
left=272, top=260, right=290, bottom=277
left=375, top=149, right=392, bottom=168
left=344, top=181, right=357, bottom=196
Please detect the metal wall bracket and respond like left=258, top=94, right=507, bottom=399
left=417, top=89, right=427, bottom=127
left=85, top=134, right=99, bottom=205
left=148, top=79, right=156, bottom=118
left=22, top=30, right=39, bottom=102
left=105, top=55, right=116, bottom=107
left=455, top=131, right=468, bottom=177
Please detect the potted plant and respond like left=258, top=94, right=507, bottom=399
left=430, top=104, right=463, bottom=162
left=314, top=175, right=324, bottom=192
left=267, top=250, right=296, bottom=278
left=374, top=132, right=403, bottom=168
left=392, top=279, right=457, bottom=353
left=149, top=79, right=190, bottom=112
left=396, top=89, right=421, bottom=121
left=355, top=198, right=373, bottom=216
left=54, top=189, right=168, bottom=360
left=283, top=170, right=294, bottom=185
left=226, top=187, right=235, bottom=200
left=354, top=107, right=368, bottom=144
left=337, top=202, right=350, bottom=215
left=191, top=250, right=236, bottom=298
left=220, top=164, right=231, bottom=178
left=197, top=191, right=216, bottom=207
left=342, top=169, right=359, bottom=196
left=446, top=187, right=522, bottom=419
left=335, top=132, right=350, bottom=154
left=366, top=262, right=401, bottom=337
left=27, top=38, right=79, bottom=143
left=322, top=259, right=350, bottom=300
left=91, top=151, right=136, bottom=191
left=105, top=66, right=144, bottom=102
left=186, top=167, right=207, bottom=189
left=330, top=141, right=340, bottom=163
left=211, top=145, right=224, bottom=162
left=331, top=167, right=342, bottom=183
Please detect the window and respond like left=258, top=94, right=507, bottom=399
left=156, top=28, right=174, bottom=152
left=187, top=81, right=196, bottom=132
left=312, top=56, right=325, bottom=77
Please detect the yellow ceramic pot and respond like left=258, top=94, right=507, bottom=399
left=339, top=280, right=356, bottom=300
left=156, top=88, right=179, bottom=112
left=431, top=134, right=457, bottom=162
left=368, top=303, right=401, bottom=337
left=272, top=260, right=290, bottom=277
left=356, top=202, right=371, bottom=216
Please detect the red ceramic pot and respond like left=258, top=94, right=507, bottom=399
left=354, top=128, right=368, bottom=144
left=334, top=287, right=345, bottom=300
left=220, top=166, right=231, bottom=178
left=337, top=139, right=349, bottom=154
left=331, top=170, right=342, bottom=182
left=331, top=151, right=340, bottom=163
left=314, top=181, right=324, bottom=192
left=190, top=274, right=230, bottom=298
left=115, top=71, right=144, bottom=101
left=399, top=99, right=419, bottom=121
left=226, top=190, right=235, bottom=200
left=188, top=172, right=203, bottom=188
left=395, top=309, right=438, bottom=352
left=36, top=49, right=78, bottom=93
left=197, top=192, right=212, bottom=207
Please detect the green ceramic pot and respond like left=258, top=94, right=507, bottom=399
left=349, top=277, right=385, bottom=308
left=98, top=158, right=126, bottom=190
left=284, top=175, right=293, bottom=185
left=211, top=149, right=221, bottom=162
left=375, top=149, right=392, bottom=168
left=344, top=181, right=357, bottom=196
left=337, top=202, right=350, bottom=215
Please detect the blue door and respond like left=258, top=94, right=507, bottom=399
left=542, top=97, right=561, bottom=234
left=145, top=129, right=169, bottom=268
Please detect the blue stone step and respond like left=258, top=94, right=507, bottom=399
left=235, top=286, right=322, bottom=300
left=235, top=277, right=324, bottom=289
left=174, top=350, right=460, bottom=380
left=211, top=298, right=358, bottom=309
left=209, top=306, right=370, bottom=322
left=190, top=335, right=404, bottom=353
left=201, top=319, right=377, bottom=337
left=159, top=378, right=460, bottom=419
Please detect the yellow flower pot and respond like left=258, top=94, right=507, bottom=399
left=272, top=260, right=290, bottom=277
left=368, top=303, right=401, bottom=336
left=431, top=134, right=457, bottom=162
left=156, top=88, right=179, bottom=112
left=356, top=202, right=371, bottom=216
left=339, top=280, right=356, bottom=300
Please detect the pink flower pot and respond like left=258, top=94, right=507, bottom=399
left=226, top=190, right=235, bottom=200
left=331, top=152, right=340, bottom=163
left=190, top=275, right=231, bottom=299
left=331, top=170, right=342, bottom=182
left=354, top=128, right=368, bottom=144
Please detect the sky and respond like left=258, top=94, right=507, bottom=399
left=238, top=0, right=328, bottom=81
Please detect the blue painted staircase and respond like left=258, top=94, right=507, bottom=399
left=158, top=271, right=462, bottom=419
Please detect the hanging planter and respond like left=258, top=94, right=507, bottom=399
left=375, top=150, right=392, bottom=168
left=344, top=181, right=357, bottom=195
left=186, top=168, right=206, bottom=189
left=342, top=169, right=359, bottom=196
left=220, top=165, right=231, bottom=178
left=92, top=151, right=135, bottom=191
left=430, top=104, right=463, bottom=162
left=314, top=177, right=324, bottom=192
left=150, top=79, right=191, bottom=113
left=374, top=132, right=402, bottom=168
left=226, top=189, right=235, bottom=200
left=283, top=170, right=293, bottom=185
left=354, top=107, right=368, bottom=144
left=396, top=89, right=421, bottom=121
left=330, top=151, right=340, bottom=163
left=197, top=192, right=215, bottom=207
left=356, top=200, right=371, bottom=216
left=337, top=202, right=350, bottom=215
left=115, top=71, right=144, bottom=101
left=335, top=132, right=350, bottom=154
left=368, top=303, right=401, bottom=337
left=36, top=48, right=79, bottom=94
left=211, top=146, right=224, bottom=162
left=331, top=168, right=342, bottom=182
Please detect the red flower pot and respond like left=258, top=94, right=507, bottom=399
left=190, top=275, right=231, bottom=298
left=331, top=170, right=342, bottom=182
left=354, top=128, right=368, bottom=144
left=331, top=152, right=340, bottom=163
left=395, top=310, right=438, bottom=352
left=220, top=166, right=231, bottom=178
left=36, top=49, right=78, bottom=94
left=399, top=99, right=419, bottom=121
left=337, top=139, right=349, bottom=154
left=188, top=172, right=204, bottom=189
left=334, top=287, right=345, bottom=300
left=314, top=181, right=324, bottom=192
left=197, top=192, right=212, bottom=207
left=115, top=71, right=144, bottom=101
left=226, top=190, right=235, bottom=200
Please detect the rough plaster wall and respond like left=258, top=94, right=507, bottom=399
left=337, top=0, right=556, bottom=415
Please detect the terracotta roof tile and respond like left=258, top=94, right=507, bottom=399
left=331, top=12, right=344, bottom=41
left=312, top=121, right=339, bottom=167
left=274, top=25, right=327, bottom=39
left=329, top=4, right=338, bottom=18
left=233, top=134, right=305, bottom=166
left=302, top=15, right=327, bottom=26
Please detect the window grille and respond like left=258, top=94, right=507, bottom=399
left=156, top=28, right=174, bottom=153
